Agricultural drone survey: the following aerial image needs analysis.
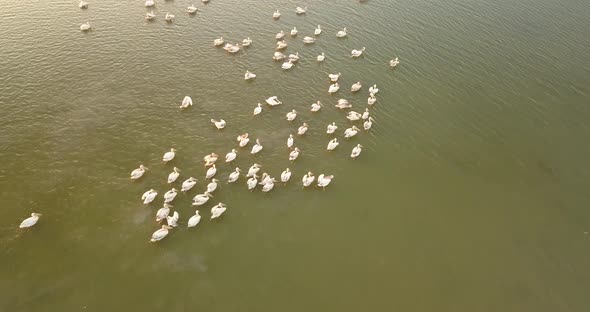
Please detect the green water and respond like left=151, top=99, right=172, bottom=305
left=1, top=0, right=589, bottom=310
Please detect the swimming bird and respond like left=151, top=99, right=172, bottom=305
left=311, top=101, right=323, bottom=112
left=19, top=213, right=42, bottom=228
left=328, top=72, right=341, bottom=82
left=389, top=57, right=400, bottom=68
left=273, top=9, right=281, bottom=19
left=150, top=225, right=172, bottom=242
left=363, top=117, right=374, bottom=130
left=351, top=144, right=363, bottom=159
left=295, top=6, right=307, bottom=14
left=79, top=1, right=88, bottom=9
left=192, top=192, right=213, bottom=206
left=303, top=36, right=315, bottom=44
left=275, top=31, right=285, bottom=40
left=297, top=123, right=309, bottom=135
left=288, top=52, right=300, bottom=62
left=302, top=172, right=315, bottom=187
left=145, top=11, right=156, bottom=20
left=368, top=94, right=377, bottom=106
left=327, top=138, right=339, bottom=151
left=204, top=153, right=219, bottom=166
left=180, top=96, right=193, bottom=108
left=344, top=126, right=360, bottom=138
left=187, top=210, right=201, bottom=228
left=276, top=40, right=288, bottom=50
left=314, top=25, right=322, bottom=35
left=362, top=108, right=370, bottom=120
left=166, top=211, right=179, bottom=227
left=206, top=164, right=217, bottom=179
left=281, top=168, right=292, bottom=183
left=163, top=188, right=178, bottom=203
left=167, top=167, right=180, bottom=184
left=247, top=163, right=261, bottom=177
left=141, top=189, right=158, bottom=205
left=290, top=27, right=298, bottom=36
left=351, top=81, right=362, bottom=92
left=210, top=203, right=227, bottom=219
left=242, top=37, right=252, bottom=47
left=282, top=60, right=294, bottom=70
left=156, top=204, right=172, bottom=222
left=351, top=47, right=366, bottom=57
left=289, top=147, right=300, bottom=161
left=237, top=133, right=250, bottom=147
left=347, top=111, right=362, bottom=121
left=228, top=167, right=241, bottom=183
left=244, top=70, right=256, bottom=80
left=259, top=173, right=273, bottom=186
left=213, top=37, right=224, bottom=46
left=316, top=52, right=325, bottom=62
left=262, top=178, right=277, bottom=192
left=265, top=96, right=282, bottom=106
left=287, top=134, right=294, bottom=148
left=336, top=28, right=347, bottom=38
left=187, top=4, right=198, bottom=14
left=181, top=177, right=198, bottom=192
left=253, top=103, right=262, bottom=116
left=165, top=12, right=175, bottom=22
left=317, top=174, right=334, bottom=189
left=251, top=139, right=263, bottom=154
left=286, top=109, right=297, bottom=121
left=207, top=179, right=220, bottom=193
left=328, top=83, right=340, bottom=94
left=273, top=51, right=287, bottom=61
left=130, top=165, right=149, bottom=180
left=211, top=119, right=226, bottom=129
left=80, top=22, right=91, bottom=31
left=326, top=122, right=338, bottom=134
left=226, top=44, right=241, bottom=54
left=162, top=148, right=176, bottom=162
left=369, top=84, right=379, bottom=95
left=247, top=174, right=259, bottom=191
left=335, top=98, right=352, bottom=109
left=225, top=149, right=237, bottom=163
left=202, top=0, right=209, bottom=3
left=145, top=0, right=154, bottom=7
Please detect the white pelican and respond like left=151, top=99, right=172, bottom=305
left=265, top=96, right=282, bottom=106
left=211, top=119, right=226, bottom=129
left=328, top=72, right=341, bottom=82
left=163, top=188, right=178, bottom=203
left=166, top=211, right=179, bottom=227
left=302, top=172, right=315, bottom=187
left=389, top=57, right=400, bottom=68
left=289, top=147, right=300, bottom=161
left=344, top=126, right=360, bottom=138
left=141, top=189, right=158, bottom=205
left=273, top=51, right=286, bottom=61
left=351, top=144, right=363, bottom=159
left=259, top=173, right=273, bottom=186
left=226, top=44, right=241, bottom=53
left=275, top=30, right=285, bottom=40
left=145, top=11, right=156, bottom=20
left=210, top=203, right=227, bottom=219
left=347, top=111, right=362, bottom=121
left=244, top=70, right=256, bottom=80
left=362, top=108, right=370, bottom=120
left=250, top=139, right=263, bottom=154
left=368, top=94, right=377, bottom=106
left=187, top=4, right=198, bottom=14
left=364, top=117, right=374, bottom=130
left=165, top=12, right=175, bottom=22
left=335, top=98, right=352, bottom=109
left=162, top=148, right=176, bottom=162
left=262, top=178, right=277, bottom=192
left=281, top=168, right=292, bottom=183
left=130, top=165, right=149, bottom=180
left=276, top=40, right=288, bottom=50
left=351, top=47, right=366, bottom=58
left=328, top=83, right=340, bottom=94
left=316, top=52, right=325, bottom=62
left=228, top=167, right=241, bottom=183
left=156, top=204, right=172, bottom=222
left=145, top=0, right=154, bottom=7
left=351, top=81, right=362, bottom=92
left=327, top=138, right=339, bottom=151
left=19, top=213, right=42, bottom=228
left=247, top=163, right=261, bottom=177
left=242, top=37, right=252, bottom=47
left=282, top=60, right=294, bottom=70
left=247, top=174, right=258, bottom=191
left=79, top=1, right=88, bottom=9
left=207, top=179, right=220, bottom=193
left=225, top=149, right=237, bottom=163
left=181, top=177, right=198, bottom=192
left=237, top=133, right=250, bottom=147
left=297, top=123, right=309, bottom=135
left=206, top=164, right=217, bottom=179
left=290, top=27, right=298, bottom=36
left=180, top=96, right=193, bottom=108
left=167, top=167, right=180, bottom=184
left=273, top=9, right=281, bottom=19
left=192, top=192, right=213, bottom=206
left=150, top=225, right=172, bottom=242
left=314, top=25, right=322, bottom=35
left=80, top=22, right=91, bottom=31
left=287, top=134, right=294, bottom=148
left=336, top=27, right=347, bottom=38
left=288, top=52, right=300, bottom=62
left=326, top=122, right=338, bottom=134
left=286, top=109, right=297, bottom=121
left=188, top=210, right=201, bottom=228
left=253, top=103, right=262, bottom=116
left=204, top=153, right=219, bottom=166
left=317, top=174, right=334, bottom=189
left=295, top=6, right=307, bottom=14
left=213, top=37, right=224, bottom=46
left=303, top=36, right=315, bottom=44
left=311, top=101, right=323, bottom=112
left=369, top=84, right=379, bottom=95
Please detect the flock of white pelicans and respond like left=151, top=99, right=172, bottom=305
left=21, top=1, right=400, bottom=244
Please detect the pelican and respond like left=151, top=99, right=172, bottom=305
left=163, top=188, right=178, bottom=203
left=150, top=225, right=172, bottom=242
left=237, top=133, right=250, bottom=147
left=145, top=11, right=156, bottom=20
left=273, top=51, right=286, bottom=61
left=351, top=81, right=362, bottom=92
left=141, top=189, right=158, bottom=205
left=303, top=36, right=315, bottom=44
left=213, top=37, right=224, bottom=46
left=316, top=52, right=325, bottom=62
left=244, top=70, right=256, bottom=80
left=242, top=37, right=252, bottom=47
left=335, top=98, right=352, bottom=109
left=210, top=203, right=227, bottom=219
left=247, top=174, right=259, bottom=191
left=156, top=204, right=172, bottom=222
left=369, top=84, right=379, bottom=95
left=275, top=31, right=285, bottom=40
left=364, top=117, right=374, bottom=130
left=130, top=165, right=149, bottom=180
left=311, top=101, right=323, bottom=112
left=287, top=134, right=294, bottom=148
left=206, top=164, right=217, bottom=179
left=273, top=9, right=281, bottom=19
left=262, top=178, right=277, bottom=192
left=286, top=109, right=297, bottom=121
left=351, top=144, right=363, bottom=159
left=302, top=172, right=315, bottom=187
left=289, top=147, right=300, bottom=161
left=327, top=138, right=339, bottom=151
left=202, top=0, right=209, bottom=3
left=336, top=27, right=347, bottom=38
left=297, top=123, right=309, bottom=135
left=80, top=22, right=91, bottom=31
left=226, top=44, right=241, bottom=53
left=344, top=126, right=360, bottom=138
left=326, top=122, right=338, bottom=134
left=166, top=167, right=180, bottom=184
left=162, top=148, right=176, bottom=162
left=228, top=167, right=241, bottom=183
left=207, top=179, right=220, bottom=193
left=192, top=192, right=213, bottom=206
left=180, top=96, right=193, bottom=108
left=19, top=213, right=42, bottom=228
left=166, top=211, right=179, bottom=227
left=250, top=139, right=263, bottom=154
left=181, top=177, right=198, bottom=192
left=282, top=60, right=294, bottom=70
left=362, top=108, right=370, bottom=120
left=204, top=153, right=219, bottom=166
left=368, top=94, right=377, bottom=106
left=314, top=25, right=322, bottom=35
left=347, top=111, right=362, bottom=121
left=288, top=52, right=300, bottom=62
left=351, top=47, right=366, bottom=57
left=280, top=168, right=292, bottom=184
left=317, top=174, right=334, bottom=189
left=145, top=0, right=154, bottom=7
left=225, top=149, right=237, bottom=163
left=187, top=4, right=198, bottom=13
left=165, top=12, right=175, bottom=22
left=328, top=72, right=341, bottom=82
left=290, top=27, right=298, bottom=36
left=79, top=1, right=88, bottom=9
left=276, top=40, right=288, bottom=50
left=389, top=57, right=400, bottom=68
left=247, top=163, right=261, bottom=177
left=253, top=103, right=262, bottom=116
left=265, top=96, right=282, bottom=106
left=259, top=173, right=273, bottom=186
left=188, top=210, right=201, bottom=228
left=328, top=83, right=340, bottom=94
left=295, top=6, right=307, bottom=14
left=211, top=119, right=226, bottom=129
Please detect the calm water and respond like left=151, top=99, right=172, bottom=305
left=1, top=0, right=589, bottom=310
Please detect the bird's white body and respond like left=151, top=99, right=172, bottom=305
left=364, top=117, right=374, bottom=130
left=265, top=96, right=282, bottom=106
left=282, top=60, right=294, bottom=70
left=80, top=22, right=91, bottom=31
left=79, top=1, right=88, bottom=9
left=302, top=172, right=315, bottom=187
left=317, top=174, right=334, bottom=188
left=290, top=27, right=298, bottom=36
left=150, top=225, right=172, bottom=242
left=145, top=11, right=156, bottom=20
left=276, top=31, right=285, bottom=39
left=368, top=94, right=377, bottom=106
left=168, top=167, right=180, bottom=184
left=351, top=144, right=363, bottom=159
left=326, top=122, right=338, bottom=134
left=192, top=192, right=212, bottom=206
left=351, top=82, right=362, bottom=92
left=19, top=213, right=41, bottom=228
left=328, top=72, right=341, bottom=82
left=351, top=47, right=366, bottom=57
left=311, top=101, right=322, bottom=112
left=287, top=134, right=294, bottom=148
left=162, top=148, right=176, bottom=162
left=327, top=138, right=339, bottom=151
left=303, top=36, right=315, bottom=44
left=206, top=165, right=217, bottom=179
left=369, top=84, right=379, bottom=94
left=276, top=40, right=288, bottom=50
left=390, top=57, right=400, bottom=68
left=344, top=126, right=360, bottom=138
left=335, top=98, right=352, bottom=109
left=228, top=168, right=241, bottom=183
left=207, top=179, right=219, bottom=193
left=314, top=25, right=322, bottom=35
left=281, top=168, right=292, bottom=183
left=242, top=37, right=252, bottom=47
left=273, top=51, right=286, bottom=61
left=142, top=189, right=158, bottom=205
left=273, top=10, right=281, bottom=19
left=347, top=111, right=362, bottom=121
left=237, top=133, right=250, bottom=147
left=214, top=37, right=224, bottom=46
left=181, top=96, right=193, bottom=108
left=211, top=119, right=226, bottom=129
left=156, top=204, right=172, bottom=222
left=210, top=203, right=227, bottom=219
left=288, top=52, right=300, bottom=62
left=251, top=139, right=263, bottom=154
left=165, top=12, right=175, bottom=22
left=130, top=165, right=148, bottom=180
left=187, top=5, right=198, bottom=13
left=166, top=211, right=179, bottom=227
left=247, top=164, right=261, bottom=177
left=247, top=175, right=258, bottom=191
left=295, top=6, right=306, bottom=14
left=225, top=149, right=237, bottom=163
left=328, top=83, right=340, bottom=94
left=362, top=108, right=370, bottom=120
left=187, top=211, right=201, bottom=227
left=286, top=110, right=297, bottom=121
left=181, top=177, right=197, bottom=192
left=244, top=71, right=256, bottom=80
left=297, top=123, right=309, bottom=135
left=289, top=147, right=300, bottom=161
left=336, top=28, right=347, bottom=38
left=204, top=153, right=219, bottom=166
left=163, top=188, right=178, bottom=203
left=145, top=0, right=154, bottom=7
left=316, top=53, right=325, bottom=62
left=253, top=103, right=262, bottom=116
left=262, top=179, right=276, bottom=192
